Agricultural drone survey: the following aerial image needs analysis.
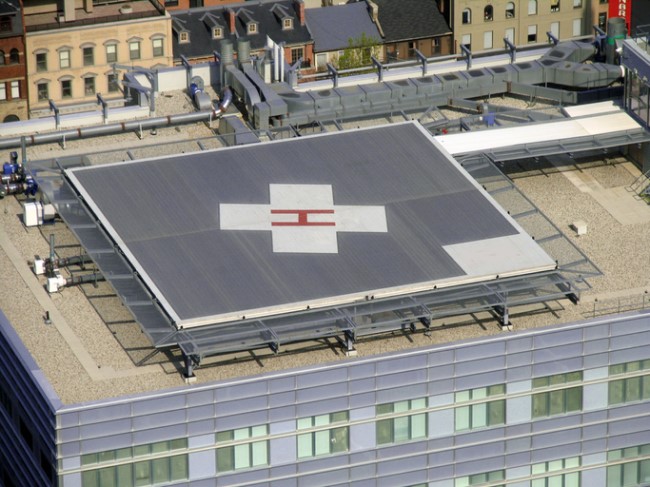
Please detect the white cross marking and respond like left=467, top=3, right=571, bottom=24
left=219, top=184, right=388, bottom=253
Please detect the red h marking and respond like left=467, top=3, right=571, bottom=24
left=271, top=209, right=335, bottom=226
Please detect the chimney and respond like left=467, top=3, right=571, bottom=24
left=366, top=0, right=384, bottom=37
left=63, top=0, right=76, bottom=21
left=295, top=0, right=305, bottom=26
left=227, top=8, right=236, bottom=34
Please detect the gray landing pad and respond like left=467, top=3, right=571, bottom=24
left=66, top=122, right=555, bottom=328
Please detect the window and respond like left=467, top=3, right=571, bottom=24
left=83, top=46, right=94, bottom=66
left=532, top=457, right=580, bottom=487
left=36, top=52, right=47, bottom=72
left=462, top=8, right=471, bottom=24
left=609, top=360, right=650, bottom=405
left=291, top=47, right=303, bottom=65
left=247, top=22, right=258, bottom=34
left=10, top=48, right=18, bottom=64
left=572, top=18, right=581, bottom=37
left=189, top=0, right=203, bottom=6
left=152, top=38, right=164, bottom=57
left=61, top=79, right=72, bottom=98
left=505, top=28, right=515, bottom=43
left=528, top=0, right=537, bottom=15
left=283, top=18, right=293, bottom=30
left=129, top=41, right=141, bottom=60
left=461, top=34, right=471, bottom=52
left=0, top=83, right=6, bottom=101
left=80, top=440, right=188, bottom=487
left=551, top=0, right=560, bottom=12
left=455, top=385, right=504, bottom=431
left=212, top=27, right=223, bottom=39
left=0, top=15, right=11, bottom=32
left=528, top=24, right=538, bottom=43
left=532, top=371, right=583, bottom=418
left=106, top=44, right=117, bottom=63
left=316, top=52, right=327, bottom=69
left=573, top=0, right=582, bottom=7
left=505, top=2, right=515, bottom=18
left=607, top=444, right=650, bottom=487
left=216, top=425, right=268, bottom=471
left=456, top=469, right=505, bottom=487
left=0, top=50, right=4, bottom=65
left=165, top=0, right=179, bottom=5
left=551, top=21, right=560, bottom=39
left=37, top=82, right=49, bottom=101
left=297, top=411, right=349, bottom=458
left=84, top=77, right=95, bottom=96
left=598, top=12, right=607, bottom=30
left=107, top=73, right=119, bottom=93
left=59, top=49, right=70, bottom=69
left=433, top=37, right=441, bottom=53
left=179, top=31, right=189, bottom=43
left=376, top=398, right=427, bottom=445
left=484, top=5, right=493, bottom=21
left=484, top=31, right=494, bottom=50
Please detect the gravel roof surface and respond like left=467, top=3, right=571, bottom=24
left=1, top=92, right=649, bottom=405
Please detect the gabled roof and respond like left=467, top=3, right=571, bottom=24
left=306, top=2, right=382, bottom=53
left=0, top=0, right=19, bottom=15
left=171, top=0, right=312, bottom=61
left=364, top=0, right=450, bottom=43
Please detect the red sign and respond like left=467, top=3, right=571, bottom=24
left=608, top=0, right=631, bottom=33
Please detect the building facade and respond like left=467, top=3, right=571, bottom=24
left=2, top=308, right=650, bottom=487
left=440, top=0, right=599, bottom=54
left=23, top=0, right=173, bottom=116
left=0, top=0, right=28, bottom=122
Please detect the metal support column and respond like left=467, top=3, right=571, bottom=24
left=504, top=38, right=516, bottom=63
left=371, top=55, right=383, bottom=83
left=49, top=100, right=60, bottom=130
left=415, top=49, right=428, bottom=76
left=343, top=330, right=357, bottom=356
left=460, top=44, right=472, bottom=69
left=327, top=63, right=339, bottom=88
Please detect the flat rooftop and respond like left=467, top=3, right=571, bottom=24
left=1, top=99, right=650, bottom=405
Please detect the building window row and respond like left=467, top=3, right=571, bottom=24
left=462, top=3, right=515, bottom=24
left=36, top=40, right=164, bottom=73
left=0, top=48, right=19, bottom=65
left=532, top=457, right=581, bottom=487
left=297, top=411, right=349, bottom=458
left=376, top=398, right=427, bottom=445
left=607, top=443, right=650, bottom=487
left=456, top=469, right=505, bottom=487
left=0, top=81, right=20, bottom=101
left=217, top=425, right=269, bottom=471
left=532, top=372, right=583, bottom=418
left=609, top=359, right=650, bottom=405
left=455, top=384, right=505, bottom=431
left=77, top=365, right=650, bottom=484
left=37, top=74, right=121, bottom=102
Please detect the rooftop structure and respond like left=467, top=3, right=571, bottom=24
left=1, top=25, right=650, bottom=487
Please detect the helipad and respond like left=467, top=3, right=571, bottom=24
left=64, top=122, right=556, bottom=331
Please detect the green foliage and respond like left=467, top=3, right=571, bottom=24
left=336, top=32, right=381, bottom=70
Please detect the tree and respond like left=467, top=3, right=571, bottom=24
left=336, top=32, right=381, bottom=70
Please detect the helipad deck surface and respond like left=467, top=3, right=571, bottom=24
left=66, top=122, right=555, bottom=329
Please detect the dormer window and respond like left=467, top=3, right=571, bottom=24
left=212, top=27, right=223, bottom=39
left=283, top=18, right=293, bottom=30
left=247, top=22, right=258, bottom=34
left=179, top=31, right=190, bottom=43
